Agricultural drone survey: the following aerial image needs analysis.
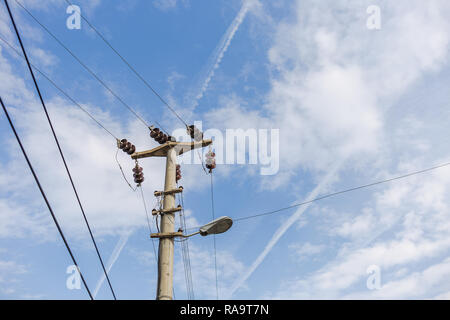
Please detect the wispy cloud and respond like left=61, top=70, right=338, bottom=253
left=93, top=230, right=133, bottom=298
left=226, top=160, right=343, bottom=298
left=187, top=0, right=255, bottom=110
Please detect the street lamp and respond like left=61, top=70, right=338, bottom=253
left=184, top=216, right=233, bottom=238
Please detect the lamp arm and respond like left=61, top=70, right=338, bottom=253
left=182, top=231, right=201, bottom=238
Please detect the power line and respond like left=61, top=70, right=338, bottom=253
left=4, top=0, right=117, bottom=299
left=115, top=149, right=137, bottom=192
left=139, top=186, right=158, bottom=264
left=210, top=172, right=219, bottom=300
left=0, top=34, right=119, bottom=140
left=233, top=161, right=450, bottom=222
left=13, top=0, right=164, bottom=131
left=178, top=190, right=194, bottom=300
left=63, top=0, right=189, bottom=128
left=184, top=160, right=450, bottom=231
left=1, top=96, right=93, bottom=299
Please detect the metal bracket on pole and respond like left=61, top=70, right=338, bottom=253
left=154, top=186, right=183, bottom=197
left=150, top=231, right=184, bottom=239
left=152, top=205, right=182, bottom=216
left=130, top=139, right=212, bottom=159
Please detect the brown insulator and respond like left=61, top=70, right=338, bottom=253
left=132, top=166, right=143, bottom=173
left=119, top=139, right=127, bottom=149
left=150, top=128, right=159, bottom=138
left=159, top=134, right=168, bottom=144
left=175, top=164, right=181, bottom=182
left=133, top=172, right=144, bottom=179
left=126, top=144, right=136, bottom=155
left=205, top=149, right=216, bottom=172
left=155, top=131, right=164, bottom=143
left=123, top=142, right=132, bottom=152
left=134, top=176, right=144, bottom=184
left=206, top=163, right=216, bottom=170
left=155, top=133, right=166, bottom=144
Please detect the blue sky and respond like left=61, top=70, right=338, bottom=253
left=1, top=0, right=450, bottom=300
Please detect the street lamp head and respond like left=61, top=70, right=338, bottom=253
left=199, top=216, right=233, bottom=236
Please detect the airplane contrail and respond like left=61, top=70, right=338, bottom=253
left=189, top=0, right=254, bottom=109
left=225, top=160, right=344, bottom=298
left=93, top=230, right=132, bottom=298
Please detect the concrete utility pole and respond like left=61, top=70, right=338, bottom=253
left=131, top=139, right=212, bottom=300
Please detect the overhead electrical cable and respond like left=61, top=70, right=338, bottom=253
left=1, top=96, right=93, bottom=300
left=139, top=186, right=158, bottom=266
left=233, top=161, right=450, bottom=222
left=210, top=172, right=219, bottom=300
left=63, top=0, right=189, bottom=128
left=4, top=0, right=117, bottom=299
left=115, top=149, right=137, bottom=192
left=13, top=0, right=166, bottom=132
left=178, top=190, right=194, bottom=300
left=184, top=160, right=450, bottom=231
left=0, top=35, right=118, bottom=140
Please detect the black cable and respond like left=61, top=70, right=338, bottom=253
left=210, top=172, right=219, bottom=300
left=115, top=148, right=137, bottom=192
left=63, top=0, right=189, bottom=128
left=13, top=0, right=164, bottom=132
left=178, top=189, right=194, bottom=299
left=4, top=0, right=117, bottom=299
left=139, top=185, right=158, bottom=260
left=0, top=34, right=119, bottom=140
left=0, top=96, right=93, bottom=299
left=183, top=160, right=450, bottom=231
left=233, top=161, right=450, bottom=222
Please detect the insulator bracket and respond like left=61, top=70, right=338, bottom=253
left=150, top=231, right=184, bottom=239
left=151, top=205, right=182, bottom=216
left=154, top=186, right=183, bottom=197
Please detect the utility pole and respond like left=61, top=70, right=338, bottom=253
left=131, top=138, right=212, bottom=300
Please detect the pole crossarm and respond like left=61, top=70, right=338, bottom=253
left=130, top=139, right=212, bottom=159
left=154, top=186, right=183, bottom=197
left=150, top=231, right=184, bottom=239
left=152, top=206, right=183, bottom=216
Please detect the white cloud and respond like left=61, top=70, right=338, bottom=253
left=0, top=259, right=27, bottom=296
left=29, top=47, right=58, bottom=68
left=216, top=0, right=450, bottom=299
left=434, top=290, right=450, bottom=300
left=289, top=242, right=325, bottom=259
left=226, top=163, right=341, bottom=298
left=205, top=0, right=450, bottom=187
left=2, top=0, right=450, bottom=300
left=266, top=163, right=450, bottom=299
left=343, top=257, right=450, bottom=299
left=0, top=43, right=168, bottom=239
